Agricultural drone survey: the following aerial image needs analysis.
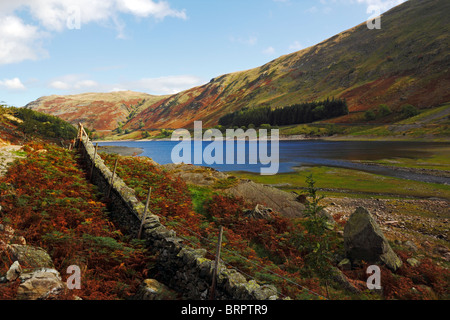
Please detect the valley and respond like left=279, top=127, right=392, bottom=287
left=0, top=0, right=449, bottom=302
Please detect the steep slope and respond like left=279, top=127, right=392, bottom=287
left=26, top=91, right=168, bottom=131
left=28, top=0, right=450, bottom=132
left=123, top=0, right=449, bottom=130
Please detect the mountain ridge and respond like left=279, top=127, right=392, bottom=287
left=27, top=0, right=450, bottom=133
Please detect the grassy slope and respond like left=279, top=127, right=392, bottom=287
left=26, top=91, right=169, bottom=132
left=232, top=166, right=450, bottom=200
left=123, top=0, right=450, bottom=130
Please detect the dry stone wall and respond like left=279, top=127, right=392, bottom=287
left=78, top=137, right=279, bottom=300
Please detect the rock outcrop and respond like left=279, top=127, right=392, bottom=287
left=1, top=224, right=67, bottom=300
left=227, top=180, right=306, bottom=218
left=344, top=207, right=403, bottom=271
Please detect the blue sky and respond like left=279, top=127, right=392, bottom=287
left=0, top=0, right=406, bottom=107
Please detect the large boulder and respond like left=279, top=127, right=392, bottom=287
left=7, top=244, right=54, bottom=272
left=344, top=207, right=402, bottom=271
left=227, top=180, right=306, bottom=218
left=16, top=268, right=65, bottom=300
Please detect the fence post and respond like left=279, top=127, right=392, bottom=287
left=107, top=157, right=119, bottom=198
left=210, top=225, right=224, bottom=300
left=138, top=187, right=152, bottom=239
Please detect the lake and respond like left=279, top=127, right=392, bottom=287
left=97, top=140, right=450, bottom=184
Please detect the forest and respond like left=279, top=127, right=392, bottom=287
left=218, top=98, right=348, bottom=128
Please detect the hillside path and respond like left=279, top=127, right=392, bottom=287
left=0, top=145, right=23, bottom=177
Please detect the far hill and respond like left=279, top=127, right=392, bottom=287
left=27, top=0, right=450, bottom=134
left=25, top=91, right=168, bottom=131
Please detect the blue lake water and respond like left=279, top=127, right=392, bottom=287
left=97, top=140, right=450, bottom=184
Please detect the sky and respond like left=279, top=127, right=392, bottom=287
left=0, top=0, right=407, bottom=107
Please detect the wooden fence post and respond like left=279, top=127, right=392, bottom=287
left=210, top=226, right=224, bottom=300
left=138, top=187, right=152, bottom=239
left=107, top=157, right=119, bottom=198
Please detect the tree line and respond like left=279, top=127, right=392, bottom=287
left=218, top=98, right=348, bottom=128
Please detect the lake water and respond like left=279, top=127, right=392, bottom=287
left=97, top=140, right=450, bottom=184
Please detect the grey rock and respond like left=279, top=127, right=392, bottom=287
left=244, top=204, right=274, bottom=220
left=404, top=240, right=418, bottom=252
left=133, top=279, right=175, bottom=300
left=407, top=258, right=420, bottom=267
left=344, top=207, right=402, bottom=271
left=330, top=267, right=360, bottom=294
left=8, top=244, right=54, bottom=272
left=6, top=261, right=22, bottom=281
left=227, top=179, right=306, bottom=218
left=16, top=268, right=65, bottom=300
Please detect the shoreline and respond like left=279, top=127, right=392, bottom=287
left=93, top=135, right=450, bottom=143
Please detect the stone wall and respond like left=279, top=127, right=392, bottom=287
left=78, top=137, right=278, bottom=300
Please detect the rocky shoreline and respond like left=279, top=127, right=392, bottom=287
left=97, top=145, right=144, bottom=156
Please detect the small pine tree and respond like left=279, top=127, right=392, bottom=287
left=297, top=174, right=334, bottom=282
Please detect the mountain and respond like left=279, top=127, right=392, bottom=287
left=27, top=0, right=450, bottom=132
left=25, top=91, right=168, bottom=131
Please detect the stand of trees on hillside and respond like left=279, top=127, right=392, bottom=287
left=218, top=98, right=348, bottom=128
left=1, top=105, right=77, bottom=141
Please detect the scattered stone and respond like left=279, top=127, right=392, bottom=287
left=407, top=258, right=420, bottom=267
left=6, top=261, right=22, bottom=281
left=8, top=244, right=54, bottom=272
left=433, top=245, right=450, bottom=256
left=16, top=268, right=65, bottom=300
left=243, top=204, right=274, bottom=220
left=337, top=258, right=352, bottom=271
left=344, top=207, right=403, bottom=271
left=17, top=236, right=26, bottom=245
left=443, top=252, right=450, bottom=262
left=330, top=267, right=360, bottom=294
left=133, top=279, right=175, bottom=300
left=404, top=240, right=418, bottom=252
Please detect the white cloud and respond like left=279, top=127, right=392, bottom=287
left=48, top=74, right=203, bottom=95
left=0, top=16, right=48, bottom=65
left=356, top=0, right=407, bottom=12
left=0, top=78, right=26, bottom=90
left=230, top=35, right=258, bottom=46
left=128, top=75, right=203, bottom=94
left=289, top=41, right=303, bottom=51
left=0, top=0, right=187, bottom=64
left=49, top=74, right=99, bottom=91
left=49, top=80, right=71, bottom=90
left=116, top=0, right=186, bottom=20
left=262, top=46, right=276, bottom=55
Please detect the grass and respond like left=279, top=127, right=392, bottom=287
left=365, top=152, right=450, bottom=171
left=232, top=166, right=450, bottom=200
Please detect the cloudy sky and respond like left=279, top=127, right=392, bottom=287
left=0, top=0, right=406, bottom=107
